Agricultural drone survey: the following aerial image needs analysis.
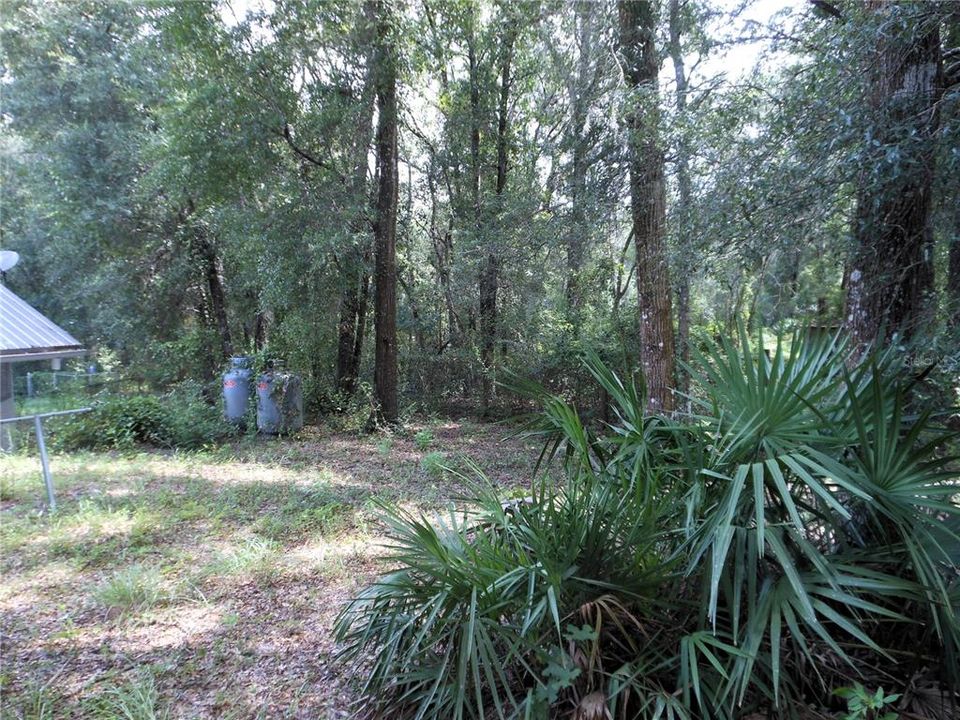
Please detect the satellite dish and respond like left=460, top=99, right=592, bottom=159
left=0, top=251, right=20, bottom=272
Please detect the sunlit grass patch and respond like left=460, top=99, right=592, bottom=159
left=93, top=564, right=167, bottom=614
left=1, top=464, right=140, bottom=524
left=202, top=536, right=281, bottom=578
left=0, top=420, right=538, bottom=715
left=0, top=458, right=45, bottom=503
left=376, top=437, right=394, bottom=457
left=0, top=451, right=127, bottom=504
left=212, top=481, right=359, bottom=540
left=38, top=502, right=169, bottom=567
left=70, top=500, right=152, bottom=537
left=0, top=560, right=79, bottom=614
left=285, top=534, right=381, bottom=581
left=0, top=513, right=40, bottom=563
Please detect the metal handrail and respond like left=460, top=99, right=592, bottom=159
left=0, top=407, right=91, bottom=511
left=0, top=407, right=92, bottom=424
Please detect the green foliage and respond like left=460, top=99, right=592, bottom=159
left=10, top=682, right=58, bottom=720
left=93, top=564, right=167, bottom=614
left=204, top=536, right=280, bottom=578
left=2, top=0, right=955, bottom=417
left=324, top=382, right=379, bottom=432
left=86, top=673, right=169, bottom=720
left=53, top=384, right=233, bottom=451
left=833, top=683, right=901, bottom=720
left=376, top=436, right=394, bottom=457
left=57, top=395, right=166, bottom=451
left=414, top=429, right=435, bottom=450
left=335, top=329, right=960, bottom=719
left=336, top=464, right=677, bottom=719
left=420, top=450, right=447, bottom=478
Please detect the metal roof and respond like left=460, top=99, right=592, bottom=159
left=0, top=284, right=85, bottom=361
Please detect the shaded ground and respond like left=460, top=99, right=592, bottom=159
left=0, top=419, right=541, bottom=719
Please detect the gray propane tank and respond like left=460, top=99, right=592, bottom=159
left=255, top=361, right=303, bottom=434
left=222, top=356, right=253, bottom=425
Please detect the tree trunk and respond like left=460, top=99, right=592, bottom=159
left=197, top=231, right=232, bottom=361
left=844, top=2, right=943, bottom=349
left=946, top=10, right=960, bottom=329
left=336, top=285, right=359, bottom=396
left=427, top=168, right=461, bottom=348
left=467, top=25, right=487, bottom=409
left=619, top=0, right=676, bottom=414
left=336, top=3, right=377, bottom=397
left=336, top=257, right=370, bottom=397
left=206, top=249, right=232, bottom=361
left=371, top=0, right=399, bottom=425
left=480, top=15, right=516, bottom=417
left=565, top=1, right=595, bottom=313
left=668, top=0, right=691, bottom=398
left=353, top=269, right=369, bottom=377
left=179, top=199, right=232, bottom=363
left=253, top=310, right=267, bottom=351
left=950, top=202, right=960, bottom=327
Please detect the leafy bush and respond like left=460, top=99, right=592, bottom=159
left=53, top=383, right=233, bottom=451
left=335, top=329, right=960, bottom=720
left=833, top=683, right=900, bottom=720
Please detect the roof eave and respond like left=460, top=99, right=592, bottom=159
left=0, top=348, right=87, bottom=362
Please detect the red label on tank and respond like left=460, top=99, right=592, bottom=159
left=258, top=382, right=269, bottom=390
left=224, top=379, right=237, bottom=388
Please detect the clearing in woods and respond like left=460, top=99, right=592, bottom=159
left=0, top=420, right=539, bottom=718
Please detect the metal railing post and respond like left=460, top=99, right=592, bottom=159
left=1, top=408, right=89, bottom=510
left=33, top=415, right=56, bottom=511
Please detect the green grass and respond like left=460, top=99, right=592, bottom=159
left=85, top=673, right=169, bottom=720
left=217, top=483, right=357, bottom=540
left=421, top=450, right=447, bottom=478
left=376, top=437, right=393, bottom=457
left=16, top=393, right=92, bottom=416
left=413, top=429, right=434, bottom=450
left=0, top=474, right=29, bottom=503
left=0, top=501, right=163, bottom=575
left=93, top=564, right=167, bottom=613
left=9, top=681, right=58, bottom=720
left=0, top=419, right=540, bottom=717
left=202, top=536, right=280, bottom=577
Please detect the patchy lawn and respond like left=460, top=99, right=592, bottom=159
left=0, top=419, right=540, bottom=719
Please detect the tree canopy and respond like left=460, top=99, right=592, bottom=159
left=2, top=0, right=957, bottom=414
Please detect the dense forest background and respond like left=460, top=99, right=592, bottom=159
left=2, top=0, right=958, bottom=420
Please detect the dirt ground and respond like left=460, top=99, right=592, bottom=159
left=0, top=420, right=541, bottom=719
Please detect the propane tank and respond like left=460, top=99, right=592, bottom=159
left=256, top=361, right=303, bottom=434
left=222, top=356, right=253, bottom=425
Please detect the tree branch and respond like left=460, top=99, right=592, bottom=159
left=271, top=123, right=347, bottom=184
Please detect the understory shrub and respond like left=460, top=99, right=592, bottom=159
left=334, top=329, right=960, bottom=720
left=415, top=429, right=435, bottom=450
left=421, top=450, right=447, bottom=477
left=53, top=383, right=233, bottom=451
